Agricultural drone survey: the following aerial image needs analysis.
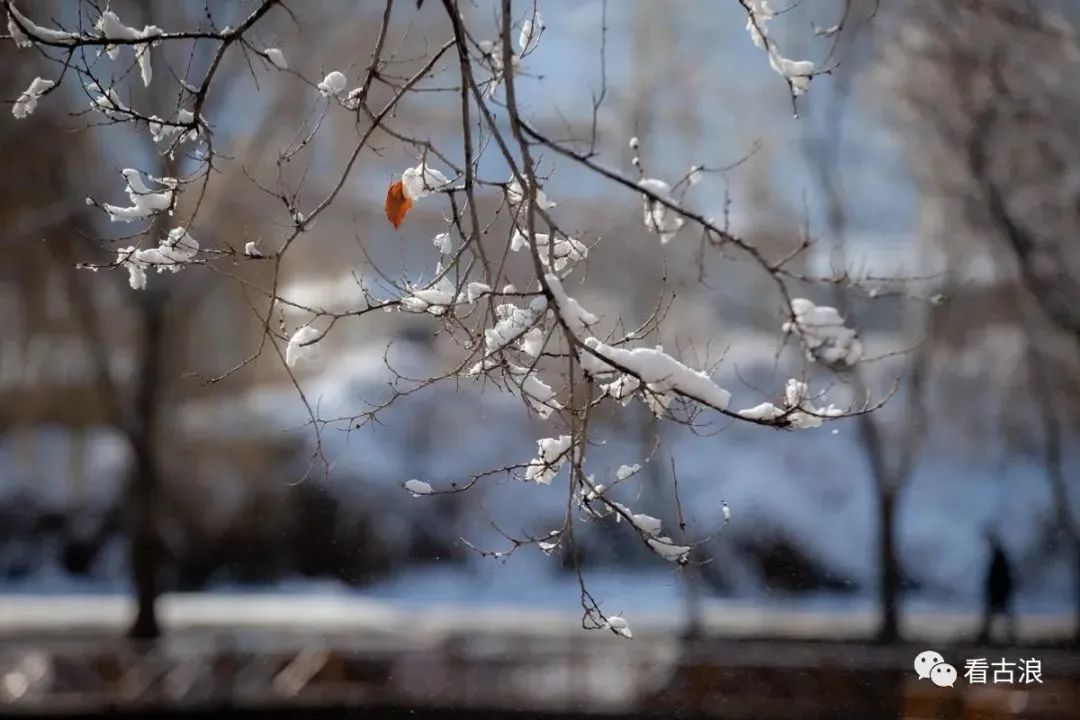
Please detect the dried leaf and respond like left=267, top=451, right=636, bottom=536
left=385, top=179, right=413, bottom=229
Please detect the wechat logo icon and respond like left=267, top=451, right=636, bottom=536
left=914, top=650, right=957, bottom=688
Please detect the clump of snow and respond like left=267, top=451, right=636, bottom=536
left=615, top=464, right=640, bottom=481
left=737, top=379, right=844, bottom=429
left=537, top=531, right=561, bottom=555
left=633, top=513, right=663, bottom=537
left=286, top=326, right=321, bottom=367
left=581, top=337, right=731, bottom=413
left=608, top=499, right=687, bottom=562
left=317, top=70, right=347, bottom=97
left=508, top=364, right=562, bottom=419
left=404, top=479, right=433, bottom=496
left=7, top=4, right=78, bottom=47
left=96, top=11, right=162, bottom=87
left=11, top=77, right=53, bottom=119
left=102, top=169, right=175, bottom=222
left=616, top=504, right=663, bottom=537
left=744, top=0, right=774, bottom=48
left=400, top=263, right=462, bottom=317
left=525, top=435, right=572, bottom=484
left=115, top=249, right=147, bottom=291
left=149, top=109, right=199, bottom=146
left=114, top=227, right=199, bottom=290
left=433, top=232, right=452, bottom=254
left=783, top=298, right=863, bottom=367
left=520, top=327, right=545, bottom=357
left=600, top=374, right=640, bottom=406
left=647, top=536, right=691, bottom=563
left=466, top=282, right=491, bottom=303
left=264, top=47, right=287, bottom=70
left=782, top=378, right=843, bottom=429
left=511, top=231, right=586, bottom=274
left=737, top=402, right=785, bottom=421
left=742, top=0, right=815, bottom=96
left=639, top=178, right=685, bottom=244
left=769, top=55, right=815, bottom=96
left=518, top=10, right=544, bottom=53
left=402, top=162, right=450, bottom=202
left=476, top=39, right=521, bottom=97
left=86, top=81, right=129, bottom=120
left=544, top=274, right=598, bottom=335
left=606, top=491, right=690, bottom=563
left=134, top=227, right=198, bottom=268
left=243, top=241, right=264, bottom=258
left=507, top=176, right=556, bottom=209
left=606, top=615, right=632, bottom=639
left=484, top=297, right=547, bottom=354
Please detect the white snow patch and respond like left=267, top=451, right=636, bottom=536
left=402, top=162, right=450, bottom=202
left=264, top=47, right=287, bottom=70
left=404, top=479, right=433, bottom=496
left=11, top=77, right=53, bottom=119
left=285, top=326, right=321, bottom=367
left=317, top=71, right=347, bottom=97
left=102, top=169, right=175, bottom=223
left=783, top=298, right=863, bottom=367
left=525, top=435, right=572, bottom=484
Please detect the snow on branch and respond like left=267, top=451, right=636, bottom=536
left=783, top=298, right=864, bottom=368
left=11, top=77, right=53, bottom=119
left=99, top=170, right=176, bottom=223
left=577, top=336, right=731, bottom=414
left=10, top=0, right=895, bottom=640
left=740, top=0, right=823, bottom=107
left=737, top=378, right=844, bottom=430
left=114, top=228, right=199, bottom=290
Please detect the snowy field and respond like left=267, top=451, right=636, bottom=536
left=0, top=586, right=1073, bottom=644
left=3, top=331, right=1079, bottom=639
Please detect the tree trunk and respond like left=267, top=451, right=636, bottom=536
left=1028, top=344, right=1080, bottom=646
left=877, top=488, right=900, bottom=643
left=128, top=462, right=161, bottom=640
left=127, top=295, right=167, bottom=640
left=1074, top=551, right=1080, bottom=647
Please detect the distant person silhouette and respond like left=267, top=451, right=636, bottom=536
left=978, top=534, right=1015, bottom=645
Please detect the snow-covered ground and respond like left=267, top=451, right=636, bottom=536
left=0, top=586, right=1073, bottom=643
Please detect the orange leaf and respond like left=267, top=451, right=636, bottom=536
left=385, top=179, right=413, bottom=229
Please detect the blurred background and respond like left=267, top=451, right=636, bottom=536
left=2, top=0, right=1080, bottom=718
